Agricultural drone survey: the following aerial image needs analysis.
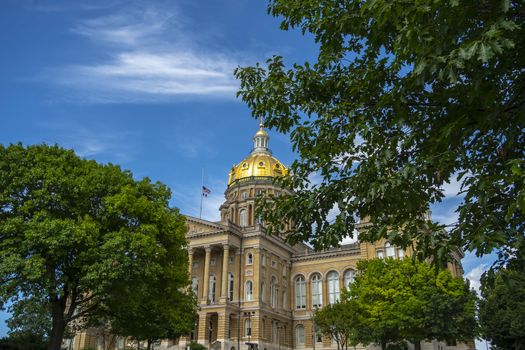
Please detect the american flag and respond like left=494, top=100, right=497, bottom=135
left=202, top=186, right=211, bottom=197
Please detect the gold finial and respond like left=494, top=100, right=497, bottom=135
left=259, top=116, right=264, bottom=129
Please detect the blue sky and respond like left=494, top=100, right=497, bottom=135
left=0, top=1, right=494, bottom=346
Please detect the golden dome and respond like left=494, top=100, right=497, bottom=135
left=228, top=153, right=289, bottom=186
left=227, top=124, right=289, bottom=186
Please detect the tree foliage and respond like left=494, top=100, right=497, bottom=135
left=235, top=0, right=525, bottom=265
left=348, top=258, right=477, bottom=350
left=478, top=266, right=525, bottom=349
left=0, top=144, right=195, bottom=350
left=0, top=333, right=47, bottom=350
left=314, top=300, right=371, bottom=350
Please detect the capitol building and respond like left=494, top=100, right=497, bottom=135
left=73, top=124, right=472, bottom=350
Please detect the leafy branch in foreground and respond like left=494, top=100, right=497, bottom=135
left=236, top=0, right=525, bottom=266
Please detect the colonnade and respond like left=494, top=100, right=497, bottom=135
left=188, top=244, right=234, bottom=304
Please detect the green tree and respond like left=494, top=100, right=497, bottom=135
left=478, top=267, right=525, bottom=349
left=0, top=144, right=193, bottom=350
left=6, top=292, right=52, bottom=340
left=235, top=0, right=525, bottom=266
left=349, top=258, right=477, bottom=350
left=313, top=300, right=371, bottom=350
left=99, top=272, right=197, bottom=350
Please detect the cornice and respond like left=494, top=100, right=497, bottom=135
left=291, top=245, right=360, bottom=262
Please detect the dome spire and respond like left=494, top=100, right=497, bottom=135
left=252, top=117, right=270, bottom=154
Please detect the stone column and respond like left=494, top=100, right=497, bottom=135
left=220, top=245, right=230, bottom=302
left=188, top=248, right=194, bottom=277
left=197, top=312, right=209, bottom=345
left=217, top=313, right=229, bottom=348
left=202, top=246, right=212, bottom=303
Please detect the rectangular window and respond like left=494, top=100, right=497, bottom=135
left=210, top=257, right=217, bottom=266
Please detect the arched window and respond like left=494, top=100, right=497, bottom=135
left=270, top=276, right=277, bottom=308
left=295, top=275, right=306, bottom=309
left=245, top=318, right=251, bottom=336
left=327, top=271, right=340, bottom=304
left=228, top=273, right=234, bottom=301
left=296, top=324, right=305, bottom=345
left=208, top=275, right=216, bottom=302
left=344, top=269, right=355, bottom=289
left=311, top=274, right=323, bottom=308
left=240, top=209, right=248, bottom=226
left=397, top=248, right=405, bottom=259
left=246, top=253, right=253, bottom=265
left=191, top=276, right=198, bottom=296
left=261, top=282, right=266, bottom=302
left=385, top=242, right=395, bottom=258
left=245, top=281, right=253, bottom=301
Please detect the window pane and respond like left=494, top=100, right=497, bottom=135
left=386, top=243, right=395, bottom=258
left=327, top=272, right=340, bottom=304
left=295, top=276, right=306, bottom=309
left=311, top=274, right=322, bottom=308
left=344, top=270, right=355, bottom=289
left=296, top=325, right=305, bottom=345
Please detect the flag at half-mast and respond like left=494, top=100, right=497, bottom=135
left=202, top=186, right=211, bottom=197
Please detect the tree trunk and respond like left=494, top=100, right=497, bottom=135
left=380, top=341, right=387, bottom=350
left=47, top=301, right=67, bottom=350
left=147, top=339, right=152, bottom=350
left=413, top=340, right=422, bottom=350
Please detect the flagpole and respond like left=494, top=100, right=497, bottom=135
left=199, top=168, right=204, bottom=219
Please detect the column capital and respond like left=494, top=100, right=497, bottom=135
left=204, top=246, right=212, bottom=253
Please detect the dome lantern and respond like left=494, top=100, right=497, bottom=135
left=252, top=122, right=270, bottom=154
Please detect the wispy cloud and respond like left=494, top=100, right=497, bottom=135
left=41, top=2, right=243, bottom=103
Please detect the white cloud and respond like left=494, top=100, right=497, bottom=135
left=465, top=263, right=489, bottom=295
left=72, top=8, right=173, bottom=46
left=441, top=172, right=472, bottom=198
left=42, top=3, right=243, bottom=102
